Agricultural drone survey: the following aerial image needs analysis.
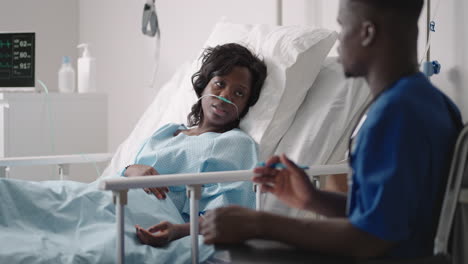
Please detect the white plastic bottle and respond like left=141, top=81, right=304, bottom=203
left=58, top=56, right=76, bottom=93
left=77, top=43, right=96, bottom=93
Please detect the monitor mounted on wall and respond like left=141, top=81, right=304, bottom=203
left=0, top=32, right=35, bottom=92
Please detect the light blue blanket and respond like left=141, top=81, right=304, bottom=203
left=0, top=124, right=258, bottom=263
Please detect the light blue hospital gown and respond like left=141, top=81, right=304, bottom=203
left=0, top=123, right=258, bottom=264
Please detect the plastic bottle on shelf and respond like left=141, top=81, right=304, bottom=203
left=58, top=56, right=76, bottom=93
left=77, top=43, right=96, bottom=93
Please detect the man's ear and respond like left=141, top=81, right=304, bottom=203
left=360, top=21, right=376, bottom=47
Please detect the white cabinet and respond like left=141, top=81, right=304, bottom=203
left=0, top=92, right=108, bottom=182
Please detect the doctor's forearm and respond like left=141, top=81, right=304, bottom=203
left=256, top=212, right=393, bottom=258
left=174, top=216, right=204, bottom=240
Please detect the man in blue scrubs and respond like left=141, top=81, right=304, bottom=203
left=200, top=0, right=463, bottom=259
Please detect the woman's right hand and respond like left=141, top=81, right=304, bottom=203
left=135, top=222, right=183, bottom=247
left=253, top=154, right=316, bottom=210
left=124, top=164, right=169, bottom=199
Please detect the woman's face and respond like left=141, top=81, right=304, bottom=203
left=200, top=66, right=252, bottom=128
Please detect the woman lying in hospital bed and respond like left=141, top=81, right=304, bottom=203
left=131, top=43, right=267, bottom=246
left=0, top=43, right=266, bottom=263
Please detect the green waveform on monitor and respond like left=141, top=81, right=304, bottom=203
left=0, top=41, right=11, bottom=48
left=0, top=62, right=11, bottom=68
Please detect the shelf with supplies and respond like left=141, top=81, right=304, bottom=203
left=0, top=92, right=108, bottom=182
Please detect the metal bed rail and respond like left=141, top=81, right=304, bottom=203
left=0, top=153, right=114, bottom=180
left=99, top=163, right=351, bottom=264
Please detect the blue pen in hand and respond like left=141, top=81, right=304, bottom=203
left=257, top=161, right=309, bottom=170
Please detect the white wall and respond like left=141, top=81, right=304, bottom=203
left=0, top=1, right=106, bottom=182
left=0, top=0, right=79, bottom=92
left=79, top=0, right=276, bottom=152
left=430, top=0, right=468, bottom=123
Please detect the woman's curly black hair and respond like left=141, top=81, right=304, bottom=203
left=187, top=43, right=267, bottom=128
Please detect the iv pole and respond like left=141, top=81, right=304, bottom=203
left=276, top=0, right=283, bottom=26
left=426, top=0, right=431, bottom=63
left=422, top=0, right=441, bottom=77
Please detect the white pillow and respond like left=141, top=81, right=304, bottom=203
left=262, top=57, right=371, bottom=215
left=274, top=57, right=371, bottom=165
left=101, top=21, right=336, bottom=177
left=204, top=22, right=337, bottom=160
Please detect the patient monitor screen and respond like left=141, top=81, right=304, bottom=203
left=0, top=32, right=35, bottom=89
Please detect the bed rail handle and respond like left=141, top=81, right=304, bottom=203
left=0, top=153, right=113, bottom=167
left=101, top=164, right=350, bottom=264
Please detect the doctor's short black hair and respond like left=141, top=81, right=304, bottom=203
left=187, top=43, right=267, bottom=127
left=350, top=0, right=424, bottom=22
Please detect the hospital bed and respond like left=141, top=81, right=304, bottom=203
left=0, top=21, right=356, bottom=263
left=2, top=20, right=464, bottom=264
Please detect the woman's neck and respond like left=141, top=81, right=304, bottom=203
left=184, top=122, right=235, bottom=136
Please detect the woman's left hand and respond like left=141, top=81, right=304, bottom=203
left=124, top=164, right=169, bottom=199
left=135, top=222, right=182, bottom=247
left=201, top=205, right=260, bottom=244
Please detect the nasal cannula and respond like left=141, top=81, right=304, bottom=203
left=197, top=94, right=240, bottom=120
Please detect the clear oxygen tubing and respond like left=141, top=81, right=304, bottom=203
left=196, top=94, right=240, bottom=120
left=145, top=0, right=161, bottom=89
left=419, top=0, right=442, bottom=66
left=37, top=79, right=101, bottom=179
left=148, top=32, right=160, bottom=88
left=37, top=79, right=56, bottom=155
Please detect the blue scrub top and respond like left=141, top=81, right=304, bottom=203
left=347, top=72, right=463, bottom=258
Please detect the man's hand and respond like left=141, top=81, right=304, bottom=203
left=135, top=222, right=183, bottom=247
left=201, top=206, right=260, bottom=244
left=253, top=154, right=316, bottom=210
left=124, top=164, right=169, bottom=199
